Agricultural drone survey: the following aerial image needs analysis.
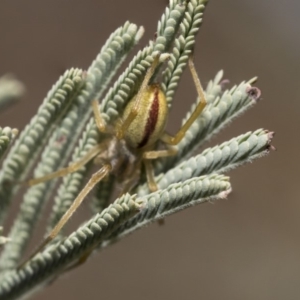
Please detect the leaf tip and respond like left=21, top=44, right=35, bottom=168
left=266, top=131, right=276, bottom=152
left=246, top=86, right=261, bottom=102
left=219, top=187, right=232, bottom=200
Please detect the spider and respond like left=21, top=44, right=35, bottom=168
left=26, top=53, right=207, bottom=256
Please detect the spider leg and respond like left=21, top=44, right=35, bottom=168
left=116, top=55, right=161, bottom=140
left=144, top=160, right=158, bottom=192
left=143, top=147, right=177, bottom=191
left=46, top=164, right=111, bottom=240
left=143, top=146, right=177, bottom=159
left=28, top=98, right=108, bottom=186
left=161, top=55, right=207, bottom=146
left=19, top=164, right=111, bottom=269
left=144, top=160, right=165, bottom=226
left=143, top=147, right=177, bottom=192
left=28, top=144, right=103, bottom=186
left=92, top=99, right=107, bottom=133
left=59, top=164, right=139, bottom=273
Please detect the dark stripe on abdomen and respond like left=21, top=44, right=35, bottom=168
left=138, top=87, right=159, bottom=148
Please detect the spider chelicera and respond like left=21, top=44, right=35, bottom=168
left=26, top=53, right=207, bottom=256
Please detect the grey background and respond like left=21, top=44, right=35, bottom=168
left=0, top=0, right=299, bottom=299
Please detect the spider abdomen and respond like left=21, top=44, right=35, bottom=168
left=122, top=84, right=168, bottom=149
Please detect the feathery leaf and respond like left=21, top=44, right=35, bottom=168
left=0, top=68, right=84, bottom=225
left=153, top=78, right=261, bottom=174
left=138, top=129, right=273, bottom=195
left=0, top=196, right=141, bottom=300
left=162, top=0, right=208, bottom=104
left=104, top=174, right=231, bottom=245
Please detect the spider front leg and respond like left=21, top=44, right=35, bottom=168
left=19, top=164, right=111, bottom=268
left=28, top=99, right=108, bottom=186
left=19, top=100, right=110, bottom=267
left=28, top=144, right=103, bottom=186
left=161, top=56, right=207, bottom=146
left=42, top=164, right=111, bottom=245
left=92, top=99, right=106, bottom=133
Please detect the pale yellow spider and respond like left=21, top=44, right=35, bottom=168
left=26, top=53, right=207, bottom=257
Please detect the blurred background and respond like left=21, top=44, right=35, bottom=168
left=0, top=0, right=299, bottom=299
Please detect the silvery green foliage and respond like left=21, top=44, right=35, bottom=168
left=0, top=0, right=274, bottom=299
left=0, top=68, right=86, bottom=271
left=138, top=129, right=273, bottom=196
left=0, top=175, right=230, bottom=300
left=0, top=21, right=145, bottom=273
left=0, top=196, right=142, bottom=300
left=104, top=174, right=231, bottom=245
left=0, top=75, right=25, bottom=111
left=162, top=0, right=208, bottom=104
left=153, top=77, right=262, bottom=174
left=0, top=68, right=85, bottom=224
